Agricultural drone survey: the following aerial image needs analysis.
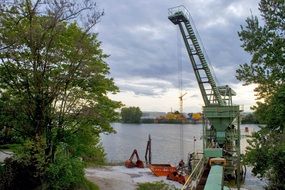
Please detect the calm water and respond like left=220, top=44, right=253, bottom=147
left=101, top=123, right=259, bottom=164
left=101, top=123, right=266, bottom=189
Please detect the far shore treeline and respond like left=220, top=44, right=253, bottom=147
left=120, top=107, right=258, bottom=124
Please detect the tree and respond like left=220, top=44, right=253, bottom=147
left=237, top=0, right=285, bottom=99
left=245, top=86, right=285, bottom=189
left=121, top=107, right=142, bottom=123
left=241, top=113, right=258, bottom=124
left=0, top=0, right=121, bottom=189
left=237, top=0, right=285, bottom=189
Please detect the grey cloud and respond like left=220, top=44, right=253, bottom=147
left=95, top=0, right=259, bottom=95
left=117, top=78, right=173, bottom=96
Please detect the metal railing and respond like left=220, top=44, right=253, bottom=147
left=168, top=5, right=190, bottom=19
left=168, top=5, right=219, bottom=86
left=181, top=155, right=205, bottom=190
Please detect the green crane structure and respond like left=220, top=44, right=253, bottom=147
left=168, top=5, right=242, bottom=189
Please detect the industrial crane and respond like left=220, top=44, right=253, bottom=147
left=168, top=5, right=242, bottom=190
left=179, top=92, right=187, bottom=113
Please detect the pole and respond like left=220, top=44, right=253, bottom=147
left=145, top=134, right=152, bottom=165
left=237, top=112, right=241, bottom=190
left=193, top=136, right=196, bottom=153
left=149, top=134, right=151, bottom=164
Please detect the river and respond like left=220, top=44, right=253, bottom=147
left=101, top=123, right=258, bottom=163
left=101, top=123, right=266, bottom=189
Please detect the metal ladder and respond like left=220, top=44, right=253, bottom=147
left=168, top=6, right=225, bottom=106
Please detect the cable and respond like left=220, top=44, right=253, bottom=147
left=177, top=26, right=184, bottom=160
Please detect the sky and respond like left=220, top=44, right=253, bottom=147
left=94, top=0, right=261, bottom=113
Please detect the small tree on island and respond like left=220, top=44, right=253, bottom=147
left=0, top=0, right=121, bottom=189
left=121, top=107, right=142, bottom=123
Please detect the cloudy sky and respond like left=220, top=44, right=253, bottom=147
left=94, top=0, right=261, bottom=113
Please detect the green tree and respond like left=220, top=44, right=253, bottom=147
left=237, top=0, right=285, bottom=189
left=121, top=107, right=142, bottom=123
left=241, top=113, right=258, bottom=124
left=0, top=0, right=121, bottom=189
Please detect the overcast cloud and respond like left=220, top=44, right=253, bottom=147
left=93, top=0, right=260, bottom=112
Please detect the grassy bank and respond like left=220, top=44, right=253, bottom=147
left=137, top=181, right=178, bottom=190
left=82, top=179, right=100, bottom=190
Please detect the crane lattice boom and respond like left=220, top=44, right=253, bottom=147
left=168, top=6, right=236, bottom=107
left=168, top=5, right=242, bottom=189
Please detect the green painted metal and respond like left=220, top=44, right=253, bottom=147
left=204, top=105, right=239, bottom=144
left=204, top=148, right=223, bottom=158
left=168, top=6, right=227, bottom=107
left=168, top=5, right=242, bottom=190
left=204, top=165, right=223, bottom=190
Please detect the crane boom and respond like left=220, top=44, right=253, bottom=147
left=168, top=5, right=242, bottom=189
left=168, top=6, right=237, bottom=107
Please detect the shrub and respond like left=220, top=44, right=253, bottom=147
left=137, top=181, right=178, bottom=190
left=0, top=157, right=41, bottom=190
left=46, top=153, right=85, bottom=190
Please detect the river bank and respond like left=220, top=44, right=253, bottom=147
left=85, top=165, right=266, bottom=190
left=0, top=123, right=264, bottom=189
left=98, top=123, right=265, bottom=189
left=85, top=166, right=182, bottom=190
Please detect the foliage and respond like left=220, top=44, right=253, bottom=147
left=137, top=181, right=178, bottom=190
left=121, top=107, right=142, bottom=123
left=62, top=124, right=106, bottom=166
left=0, top=157, right=41, bottom=190
left=244, top=86, right=285, bottom=190
left=241, top=113, right=258, bottom=124
left=237, top=0, right=285, bottom=189
left=0, top=139, right=46, bottom=190
left=157, top=112, right=187, bottom=123
left=245, top=127, right=285, bottom=190
left=0, top=140, right=101, bottom=190
left=237, top=0, right=285, bottom=99
left=81, top=179, right=100, bottom=190
left=0, top=0, right=122, bottom=189
left=46, top=146, right=85, bottom=190
left=0, top=93, right=24, bottom=145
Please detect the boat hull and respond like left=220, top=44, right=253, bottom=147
left=149, top=164, right=177, bottom=176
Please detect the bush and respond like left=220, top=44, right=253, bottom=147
left=46, top=153, right=85, bottom=190
left=0, top=139, right=47, bottom=190
left=137, top=181, right=178, bottom=190
left=0, top=157, right=41, bottom=190
left=0, top=138, right=103, bottom=190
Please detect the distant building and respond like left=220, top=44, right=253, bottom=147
left=141, top=112, right=166, bottom=120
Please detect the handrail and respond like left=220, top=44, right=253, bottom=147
left=168, top=5, right=224, bottom=106
left=168, top=5, right=190, bottom=19
left=168, top=5, right=219, bottom=86
left=181, top=156, right=205, bottom=190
